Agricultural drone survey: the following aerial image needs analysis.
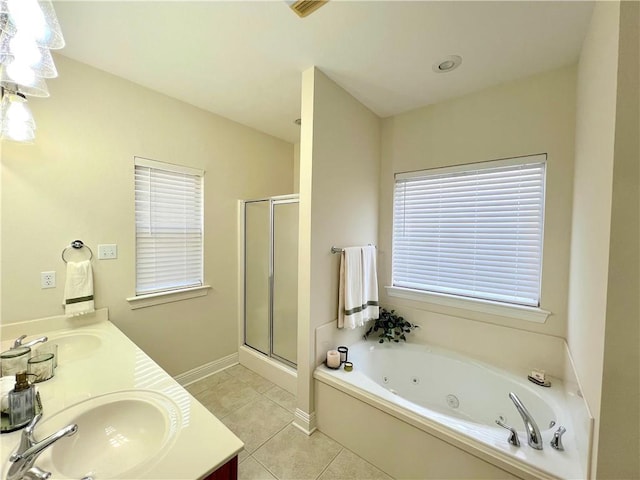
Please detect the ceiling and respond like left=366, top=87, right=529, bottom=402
left=54, top=1, right=594, bottom=144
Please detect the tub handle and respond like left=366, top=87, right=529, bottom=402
left=496, top=416, right=520, bottom=447
left=550, top=426, right=566, bottom=451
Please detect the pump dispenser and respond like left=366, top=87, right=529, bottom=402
left=8, top=372, right=35, bottom=428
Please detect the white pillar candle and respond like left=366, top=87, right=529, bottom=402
left=326, top=350, right=340, bottom=368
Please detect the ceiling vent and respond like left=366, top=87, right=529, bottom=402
left=287, top=0, right=329, bottom=18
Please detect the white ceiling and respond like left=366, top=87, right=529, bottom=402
left=54, top=1, right=594, bottom=144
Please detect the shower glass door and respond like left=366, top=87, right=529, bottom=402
left=244, top=200, right=270, bottom=355
left=272, top=199, right=298, bottom=365
left=244, top=195, right=298, bottom=368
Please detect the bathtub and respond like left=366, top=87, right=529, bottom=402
left=314, top=341, right=585, bottom=479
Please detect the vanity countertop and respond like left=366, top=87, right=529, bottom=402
left=0, top=309, right=244, bottom=479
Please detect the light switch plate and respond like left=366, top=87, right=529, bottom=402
left=98, top=244, right=117, bottom=260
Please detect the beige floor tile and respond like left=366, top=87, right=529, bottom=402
left=221, top=396, right=292, bottom=454
left=253, top=425, right=342, bottom=480
left=317, top=448, right=393, bottom=480
left=227, top=364, right=275, bottom=393
left=239, top=456, right=277, bottom=480
left=198, top=377, right=262, bottom=418
left=186, top=370, right=233, bottom=397
left=263, top=385, right=296, bottom=413
left=238, top=447, right=249, bottom=464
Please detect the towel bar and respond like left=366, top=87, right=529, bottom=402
left=331, top=244, right=376, bottom=254
left=61, top=240, right=94, bottom=263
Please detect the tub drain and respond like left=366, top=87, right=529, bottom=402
left=446, top=394, right=460, bottom=409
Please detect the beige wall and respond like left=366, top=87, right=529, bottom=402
left=379, top=65, right=577, bottom=343
left=598, top=2, right=640, bottom=473
left=293, top=142, right=300, bottom=193
left=569, top=1, right=639, bottom=477
left=297, top=67, right=380, bottom=416
left=567, top=2, right=622, bottom=476
left=1, top=55, right=294, bottom=376
left=567, top=3, right=619, bottom=442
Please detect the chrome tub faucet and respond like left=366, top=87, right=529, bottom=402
left=7, top=414, right=78, bottom=480
left=509, top=392, right=543, bottom=450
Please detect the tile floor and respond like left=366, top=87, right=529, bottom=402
left=186, top=364, right=392, bottom=480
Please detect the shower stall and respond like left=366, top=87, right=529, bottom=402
left=242, top=194, right=298, bottom=370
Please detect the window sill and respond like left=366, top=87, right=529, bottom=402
left=385, top=286, right=551, bottom=324
left=126, top=285, right=211, bottom=310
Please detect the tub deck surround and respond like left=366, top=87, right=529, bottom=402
left=314, top=341, right=587, bottom=480
left=0, top=309, right=244, bottom=480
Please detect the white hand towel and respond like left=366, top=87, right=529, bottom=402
left=64, top=260, right=95, bottom=317
left=338, top=246, right=379, bottom=329
left=360, top=245, right=380, bottom=322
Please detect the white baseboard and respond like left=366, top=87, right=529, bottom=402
left=292, top=408, right=317, bottom=435
left=174, top=352, right=239, bottom=386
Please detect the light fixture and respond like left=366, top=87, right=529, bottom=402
left=0, top=65, right=49, bottom=97
left=0, top=0, right=65, bottom=49
left=0, top=89, right=35, bottom=142
left=1, top=30, right=58, bottom=79
left=0, top=0, right=64, bottom=143
left=432, top=55, right=462, bottom=73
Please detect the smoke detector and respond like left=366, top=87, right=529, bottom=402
left=286, top=0, right=329, bottom=18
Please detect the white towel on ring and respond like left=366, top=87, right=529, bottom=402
left=64, top=260, right=95, bottom=317
left=338, top=246, right=379, bottom=329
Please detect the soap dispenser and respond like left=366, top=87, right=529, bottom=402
left=8, top=372, right=35, bottom=428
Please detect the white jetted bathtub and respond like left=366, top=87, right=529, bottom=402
left=314, top=341, right=586, bottom=479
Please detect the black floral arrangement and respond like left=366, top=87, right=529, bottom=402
left=364, top=308, right=419, bottom=343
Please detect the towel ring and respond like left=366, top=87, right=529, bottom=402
left=61, top=240, right=93, bottom=263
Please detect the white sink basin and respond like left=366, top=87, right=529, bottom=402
left=37, top=390, right=181, bottom=479
left=45, top=332, right=103, bottom=363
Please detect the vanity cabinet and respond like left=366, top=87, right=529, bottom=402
left=203, top=456, right=238, bottom=480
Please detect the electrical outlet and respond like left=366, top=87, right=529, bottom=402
left=41, top=271, right=56, bottom=289
left=98, top=244, right=117, bottom=260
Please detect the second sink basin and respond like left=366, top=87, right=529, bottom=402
left=37, top=390, right=181, bottom=479
left=45, top=332, right=103, bottom=363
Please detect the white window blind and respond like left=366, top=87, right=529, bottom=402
left=134, top=157, right=204, bottom=296
left=392, top=155, right=546, bottom=307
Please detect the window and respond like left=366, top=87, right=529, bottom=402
left=392, top=154, right=546, bottom=308
left=134, top=157, right=204, bottom=296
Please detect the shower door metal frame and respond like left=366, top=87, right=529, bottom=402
left=243, top=194, right=298, bottom=368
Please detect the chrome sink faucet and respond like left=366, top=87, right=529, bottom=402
left=508, top=392, right=543, bottom=450
left=12, top=335, right=48, bottom=350
left=7, top=414, right=78, bottom=480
